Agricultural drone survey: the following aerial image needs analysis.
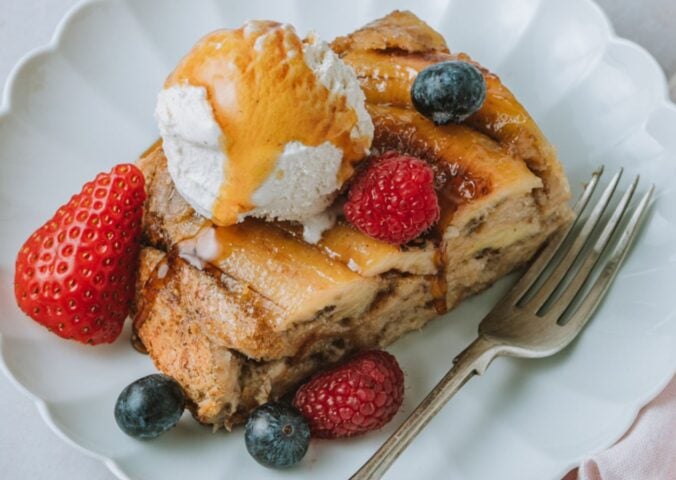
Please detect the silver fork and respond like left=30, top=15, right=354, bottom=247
left=352, top=168, right=655, bottom=480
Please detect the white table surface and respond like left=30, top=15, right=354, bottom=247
left=1, top=1, right=674, bottom=479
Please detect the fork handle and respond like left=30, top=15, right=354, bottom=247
left=350, top=336, right=501, bottom=480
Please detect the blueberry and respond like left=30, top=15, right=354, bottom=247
left=411, top=60, right=487, bottom=125
left=245, top=403, right=310, bottom=469
left=114, top=374, right=185, bottom=439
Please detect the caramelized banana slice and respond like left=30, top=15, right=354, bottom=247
left=332, top=10, right=569, bottom=204
left=368, top=104, right=542, bottom=231
left=179, top=221, right=379, bottom=331
left=278, top=221, right=438, bottom=276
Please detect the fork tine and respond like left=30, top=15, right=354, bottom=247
left=525, top=169, right=623, bottom=311
left=561, top=185, right=654, bottom=333
left=545, top=176, right=639, bottom=322
left=570, top=167, right=606, bottom=217
left=500, top=168, right=604, bottom=307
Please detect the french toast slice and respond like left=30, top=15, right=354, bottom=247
left=132, top=11, right=572, bottom=428
left=134, top=246, right=437, bottom=426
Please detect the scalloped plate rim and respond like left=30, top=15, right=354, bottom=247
left=1, top=1, right=675, bottom=479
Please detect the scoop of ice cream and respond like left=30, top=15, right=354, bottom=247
left=155, top=21, right=373, bottom=229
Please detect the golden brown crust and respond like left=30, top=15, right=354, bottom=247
left=131, top=10, right=573, bottom=427
left=135, top=247, right=438, bottom=426
left=332, top=10, right=449, bottom=55
left=333, top=11, right=570, bottom=209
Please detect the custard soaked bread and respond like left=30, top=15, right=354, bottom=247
left=133, top=11, right=572, bottom=428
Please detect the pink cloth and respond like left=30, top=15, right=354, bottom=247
left=563, top=375, right=676, bottom=480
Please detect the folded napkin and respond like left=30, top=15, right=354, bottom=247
left=563, top=375, right=676, bottom=480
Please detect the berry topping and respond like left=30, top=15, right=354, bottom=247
left=114, top=374, right=186, bottom=439
left=344, top=152, right=440, bottom=244
left=293, top=350, right=404, bottom=439
left=411, top=60, right=487, bottom=124
left=245, top=403, right=311, bottom=469
left=14, top=164, right=146, bottom=345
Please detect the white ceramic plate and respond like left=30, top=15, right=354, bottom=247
left=1, top=0, right=676, bottom=479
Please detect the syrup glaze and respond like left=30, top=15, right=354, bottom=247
left=135, top=14, right=541, bottom=344
left=165, top=22, right=368, bottom=226
left=368, top=104, right=495, bottom=317
left=369, top=105, right=492, bottom=226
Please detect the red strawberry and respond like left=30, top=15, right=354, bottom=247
left=293, top=350, right=404, bottom=439
left=14, top=164, right=146, bottom=345
left=344, top=151, right=440, bottom=245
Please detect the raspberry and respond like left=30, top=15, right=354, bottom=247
left=293, top=350, right=404, bottom=439
left=344, top=151, right=440, bottom=244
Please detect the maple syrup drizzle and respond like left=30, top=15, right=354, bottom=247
left=164, top=22, right=367, bottom=226
left=135, top=37, right=495, bottom=342
left=368, top=104, right=495, bottom=315
left=429, top=242, right=449, bottom=315
left=139, top=138, right=163, bottom=159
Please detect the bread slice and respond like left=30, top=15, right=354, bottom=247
left=132, top=11, right=572, bottom=429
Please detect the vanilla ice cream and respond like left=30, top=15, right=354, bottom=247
left=155, top=21, right=373, bottom=237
